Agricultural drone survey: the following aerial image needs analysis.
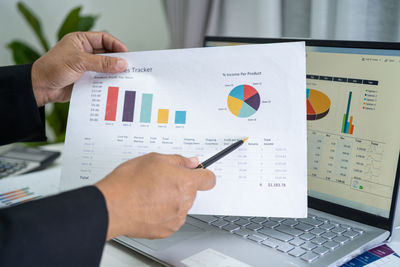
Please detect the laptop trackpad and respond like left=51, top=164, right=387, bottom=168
left=134, top=223, right=205, bottom=251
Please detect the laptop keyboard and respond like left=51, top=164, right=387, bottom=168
left=190, top=214, right=364, bottom=263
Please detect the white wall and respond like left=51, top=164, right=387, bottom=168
left=0, top=0, right=170, bottom=66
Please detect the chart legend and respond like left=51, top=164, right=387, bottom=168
left=306, top=89, right=331, bottom=120
left=227, top=84, right=260, bottom=118
left=341, top=91, right=355, bottom=135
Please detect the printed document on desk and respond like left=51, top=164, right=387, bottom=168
left=0, top=167, right=61, bottom=208
left=60, top=42, right=307, bottom=217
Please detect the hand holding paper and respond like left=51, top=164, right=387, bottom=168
left=31, top=32, right=128, bottom=107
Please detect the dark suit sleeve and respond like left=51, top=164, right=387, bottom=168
left=0, top=64, right=46, bottom=145
left=0, top=65, right=109, bottom=266
left=0, top=186, right=108, bottom=267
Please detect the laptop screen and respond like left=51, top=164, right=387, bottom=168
left=205, top=38, right=400, bottom=219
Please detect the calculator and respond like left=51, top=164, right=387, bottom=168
left=0, top=146, right=60, bottom=179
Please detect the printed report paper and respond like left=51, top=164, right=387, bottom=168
left=61, top=42, right=307, bottom=217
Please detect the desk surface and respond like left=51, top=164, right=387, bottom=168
left=100, top=241, right=162, bottom=267
left=40, top=144, right=400, bottom=266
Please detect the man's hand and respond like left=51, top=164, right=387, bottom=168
left=95, top=153, right=216, bottom=240
left=31, top=32, right=128, bottom=107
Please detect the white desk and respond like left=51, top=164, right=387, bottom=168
left=32, top=144, right=400, bottom=266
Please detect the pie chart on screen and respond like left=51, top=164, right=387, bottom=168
left=307, top=89, right=331, bottom=120
left=227, top=85, right=261, bottom=118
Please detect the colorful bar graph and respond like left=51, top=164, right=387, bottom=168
left=0, top=187, right=40, bottom=207
left=157, top=109, right=169, bottom=123
left=105, top=86, right=119, bottom=121
left=140, top=94, right=153, bottom=123
left=122, top=91, right=136, bottom=122
left=103, top=90, right=187, bottom=125
left=0, top=187, right=29, bottom=200
left=341, top=91, right=355, bottom=135
left=174, top=111, right=186, bottom=124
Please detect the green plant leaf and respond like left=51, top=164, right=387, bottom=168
left=17, top=2, right=49, bottom=51
left=77, top=15, right=98, bottom=32
left=57, top=7, right=98, bottom=41
left=57, top=7, right=81, bottom=41
left=7, top=41, right=41, bottom=64
left=22, top=141, right=49, bottom=147
left=46, top=102, right=70, bottom=143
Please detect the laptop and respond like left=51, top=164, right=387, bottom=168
left=115, top=37, right=400, bottom=266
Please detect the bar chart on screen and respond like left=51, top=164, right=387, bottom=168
left=341, top=91, right=355, bottom=135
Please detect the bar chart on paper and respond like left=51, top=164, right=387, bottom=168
left=101, top=87, right=187, bottom=125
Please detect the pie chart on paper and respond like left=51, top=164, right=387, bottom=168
left=307, top=89, right=331, bottom=120
left=227, top=85, right=261, bottom=118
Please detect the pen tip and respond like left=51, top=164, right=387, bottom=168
left=242, top=137, right=249, bottom=142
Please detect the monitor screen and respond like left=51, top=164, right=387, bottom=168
left=205, top=39, right=400, bottom=218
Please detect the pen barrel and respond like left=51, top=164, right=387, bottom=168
left=199, top=140, right=244, bottom=168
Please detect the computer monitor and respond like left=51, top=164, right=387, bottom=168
left=204, top=37, right=400, bottom=230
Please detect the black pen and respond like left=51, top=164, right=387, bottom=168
left=196, top=137, right=248, bottom=169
